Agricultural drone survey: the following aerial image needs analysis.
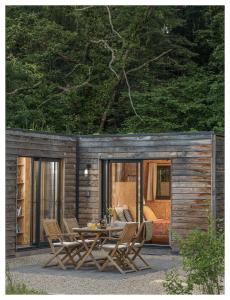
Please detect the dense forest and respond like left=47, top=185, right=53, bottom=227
left=6, top=6, right=224, bottom=135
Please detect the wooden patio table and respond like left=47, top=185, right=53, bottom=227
left=72, top=226, right=123, bottom=270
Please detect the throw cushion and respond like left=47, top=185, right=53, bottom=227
left=123, top=208, right=133, bottom=222
left=143, top=205, right=158, bottom=221
left=128, top=206, right=136, bottom=220
left=115, top=207, right=127, bottom=222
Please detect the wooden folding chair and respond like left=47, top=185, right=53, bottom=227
left=63, top=218, right=80, bottom=241
left=63, top=217, right=101, bottom=263
left=100, top=222, right=138, bottom=274
left=63, top=217, right=95, bottom=243
left=129, top=221, right=153, bottom=270
left=43, top=219, right=82, bottom=270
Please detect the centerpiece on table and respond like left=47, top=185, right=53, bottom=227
left=107, top=207, right=115, bottom=225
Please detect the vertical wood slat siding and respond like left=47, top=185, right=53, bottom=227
left=78, top=134, right=214, bottom=250
left=5, top=130, right=77, bottom=257
left=215, top=136, right=224, bottom=220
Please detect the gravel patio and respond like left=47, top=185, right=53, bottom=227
left=6, top=247, right=181, bottom=295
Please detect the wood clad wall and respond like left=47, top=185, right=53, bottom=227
left=6, top=129, right=77, bottom=257
left=215, top=135, right=224, bottom=219
left=78, top=132, right=214, bottom=249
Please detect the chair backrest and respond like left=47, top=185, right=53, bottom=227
left=43, top=219, right=62, bottom=242
left=119, top=223, right=138, bottom=243
left=135, top=222, right=145, bottom=243
left=63, top=218, right=79, bottom=235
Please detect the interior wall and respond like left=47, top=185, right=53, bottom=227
left=110, top=160, right=171, bottom=222
left=110, top=163, right=138, bottom=219
left=111, top=182, right=136, bottom=207
left=143, top=160, right=171, bottom=220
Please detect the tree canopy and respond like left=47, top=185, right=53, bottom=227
left=6, top=6, right=224, bottom=134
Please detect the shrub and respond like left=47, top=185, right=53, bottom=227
left=164, top=268, right=193, bottom=294
left=164, top=220, right=224, bottom=294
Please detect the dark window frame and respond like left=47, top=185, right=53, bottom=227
left=156, top=165, right=171, bottom=200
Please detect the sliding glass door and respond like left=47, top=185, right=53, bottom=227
left=102, top=160, right=143, bottom=222
left=102, top=159, right=171, bottom=245
left=32, top=159, right=60, bottom=246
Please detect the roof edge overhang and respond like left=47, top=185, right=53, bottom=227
left=5, top=127, right=223, bottom=140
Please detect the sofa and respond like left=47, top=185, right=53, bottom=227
left=113, top=205, right=170, bottom=244
left=143, top=205, right=170, bottom=244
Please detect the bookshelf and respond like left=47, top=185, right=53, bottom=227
left=16, top=157, right=31, bottom=246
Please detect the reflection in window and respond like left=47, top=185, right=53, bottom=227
left=156, top=166, right=170, bottom=199
left=115, top=163, right=136, bottom=182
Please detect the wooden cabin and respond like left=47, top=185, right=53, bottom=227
left=5, top=129, right=224, bottom=257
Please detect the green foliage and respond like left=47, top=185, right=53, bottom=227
left=6, top=6, right=224, bottom=134
left=6, top=282, right=46, bottom=295
left=120, top=71, right=224, bottom=133
left=163, top=221, right=224, bottom=294
left=164, top=269, right=193, bottom=294
left=5, top=264, right=46, bottom=295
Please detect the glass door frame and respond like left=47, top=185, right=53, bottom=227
left=101, top=159, right=143, bottom=223
left=31, top=157, right=61, bottom=247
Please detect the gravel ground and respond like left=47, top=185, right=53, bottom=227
left=7, top=248, right=182, bottom=295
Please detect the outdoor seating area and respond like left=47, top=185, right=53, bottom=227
left=42, top=218, right=153, bottom=274
left=6, top=246, right=178, bottom=294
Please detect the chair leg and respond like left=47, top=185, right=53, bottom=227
left=136, top=253, right=152, bottom=269
left=124, top=255, right=139, bottom=272
left=65, top=247, right=79, bottom=267
left=129, top=248, right=152, bottom=270
left=43, top=247, right=66, bottom=269
left=99, top=249, right=112, bottom=271
left=62, top=246, right=82, bottom=265
left=100, top=248, right=125, bottom=274
left=106, top=254, right=125, bottom=274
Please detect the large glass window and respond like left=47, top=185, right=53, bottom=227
left=32, top=159, right=61, bottom=246
left=107, top=162, right=141, bottom=222
left=115, top=163, right=136, bottom=182
left=156, top=166, right=170, bottom=199
left=102, top=159, right=171, bottom=245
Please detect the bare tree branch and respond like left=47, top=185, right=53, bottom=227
left=64, top=66, right=92, bottom=91
left=123, top=68, right=144, bottom=122
left=92, top=39, right=120, bottom=79
left=106, top=6, right=123, bottom=41
left=57, top=53, right=78, bottom=63
left=56, top=86, right=70, bottom=92
left=37, top=67, right=92, bottom=108
left=74, top=66, right=92, bottom=90
left=74, top=6, right=95, bottom=11
left=127, top=49, right=173, bottom=74
left=7, top=81, right=42, bottom=95
left=65, top=63, right=83, bottom=77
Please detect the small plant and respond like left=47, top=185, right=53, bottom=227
left=5, top=264, right=46, bottom=295
left=164, top=219, right=224, bottom=294
left=107, top=207, right=115, bottom=217
left=164, top=268, right=193, bottom=294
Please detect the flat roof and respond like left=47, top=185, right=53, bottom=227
left=6, top=127, right=224, bottom=138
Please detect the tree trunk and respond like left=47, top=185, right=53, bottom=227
left=99, top=77, right=123, bottom=132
